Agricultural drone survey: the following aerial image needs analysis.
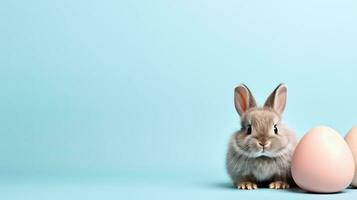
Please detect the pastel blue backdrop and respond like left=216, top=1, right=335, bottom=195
left=1, top=0, right=357, bottom=199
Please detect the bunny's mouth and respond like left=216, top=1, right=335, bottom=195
left=256, top=150, right=274, bottom=157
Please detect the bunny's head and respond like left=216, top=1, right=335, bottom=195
left=233, top=84, right=295, bottom=158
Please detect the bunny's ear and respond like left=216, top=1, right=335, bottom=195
left=264, top=83, right=287, bottom=115
left=234, top=84, right=257, bottom=116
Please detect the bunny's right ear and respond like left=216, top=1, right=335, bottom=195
left=234, top=84, right=257, bottom=116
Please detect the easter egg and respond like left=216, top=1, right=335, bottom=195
left=291, top=126, right=355, bottom=193
left=345, top=126, right=357, bottom=187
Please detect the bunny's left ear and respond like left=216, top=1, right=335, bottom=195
left=264, top=84, right=287, bottom=115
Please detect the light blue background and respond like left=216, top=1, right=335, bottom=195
left=1, top=0, right=357, bottom=199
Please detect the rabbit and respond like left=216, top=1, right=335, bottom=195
left=226, top=84, right=297, bottom=190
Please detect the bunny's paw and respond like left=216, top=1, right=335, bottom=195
left=269, top=181, right=289, bottom=189
left=237, top=182, right=258, bottom=190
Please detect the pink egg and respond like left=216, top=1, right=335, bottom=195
left=291, top=126, right=355, bottom=193
left=345, top=126, right=357, bottom=187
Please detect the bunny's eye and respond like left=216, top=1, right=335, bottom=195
left=274, top=124, right=278, bottom=134
left=247, top=124, right=252, bottom=135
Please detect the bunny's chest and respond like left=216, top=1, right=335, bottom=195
left=249, top=159, right=280, bottom=181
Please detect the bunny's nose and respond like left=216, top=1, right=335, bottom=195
left=258, top=141, right=270, bottom=147
left=258, top=142, right=266, bottom=147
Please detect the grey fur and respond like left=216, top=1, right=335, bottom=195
left=226, top=84, right=297, bottom=188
